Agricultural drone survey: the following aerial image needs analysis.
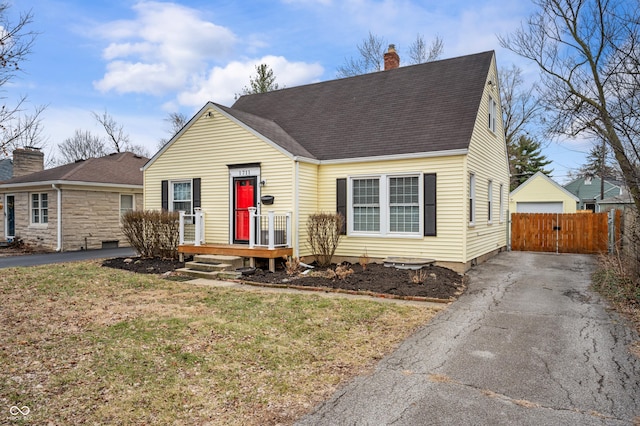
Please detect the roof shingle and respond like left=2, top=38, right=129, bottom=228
left=0, top=152, right=147, bottom=186
left=230, top=51, right=494, bottom=161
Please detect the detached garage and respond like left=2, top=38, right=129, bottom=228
left=515, top=201, right=563, bottom=213
left=509, top=172, right=579, bottom=214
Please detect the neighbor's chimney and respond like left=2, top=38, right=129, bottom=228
left=12, top=147, right=44, bottom=178
left=384, top=44, right=400, bottom=70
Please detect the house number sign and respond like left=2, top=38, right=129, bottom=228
left=237, top=169, right=252, bottom=176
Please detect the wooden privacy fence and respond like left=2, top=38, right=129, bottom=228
left=510, top=211, right=621, bottom=254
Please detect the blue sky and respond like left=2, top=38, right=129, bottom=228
left=6, top=0, right=592, bottom=183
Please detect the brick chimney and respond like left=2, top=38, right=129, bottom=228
left=384, top=44, right=400, bottom=70
left=12, top=147, right=44, bottom=178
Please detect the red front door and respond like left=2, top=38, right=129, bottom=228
left=233, top=177, right=256, bottom=243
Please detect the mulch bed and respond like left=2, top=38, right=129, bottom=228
left=101, top=256, right=465, bottom=301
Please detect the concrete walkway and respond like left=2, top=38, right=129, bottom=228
left=296, top=251, right=640, bottom=425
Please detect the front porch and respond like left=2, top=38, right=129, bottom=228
left=178, top=244, right=293, bottom=272
left=178, top=208, right=293, bottom=272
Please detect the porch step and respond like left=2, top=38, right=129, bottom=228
left=176, top=267, right=242, bottom=280
left=193, top=254, right=244, bottom=269
left=383, top=257, right=435, bottom=270
left=185, top=261, right=234, bottom=273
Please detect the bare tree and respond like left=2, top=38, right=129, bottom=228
left=499, top=65, right=542, bottom=148
left=338, top=32, right=445, bottom=77
left=1, top=104, right=47, bottom=151
left=499, top=0, right=640, bottom=212
left=157, top=112, right=188, bottom=150
left=92, top=110, right=129, bottom=153
left=91, top=109, right=150, bottom=157
left=57, top=130, right=107, bottom=164
left=337, top=32, right=386, bottom=77
left=0, top=4, right=42, bottom=157
left=407, top=34, right=444, bottom=65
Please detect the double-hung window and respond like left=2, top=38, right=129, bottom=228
left=171, top=180, right=192, bottom=213
left=352, top=178, right=380, bottom=232
left=350, top=174, right=422, bottom=236
left=32, top=193, right=48, bottom=224
left=389, top=176, right=420, bottom=233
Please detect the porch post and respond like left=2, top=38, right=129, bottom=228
left=286, top=212, right=292, bottom=247
left=194, top=208, right=202, bottom=246
left=179, top=210, right=185, bottom=245
left=248, top=207, right=256, bottom=248
left=268, top=211, right=275, bottom=249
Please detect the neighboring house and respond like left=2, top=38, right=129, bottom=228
left=564, top=176, right=622, bottom=211
left=597, top=189, right=635, bottom=213
left=0, top=158, right=12, bottom=181
left=143, top=49, right=510, bottom=272
left=0, top=149, right=147, bottom=251
left=509, top=171, right=579, bottom=213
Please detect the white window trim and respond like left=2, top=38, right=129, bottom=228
left=469, top=173, right=476, bottom=226
left=348, top=173, right=423, bottom=238
left=487, top=180, right=493, bottom=224
left=30, top=193, right=49, bottom=226
left=169, top=179, right=193, bottom=213
left=488, top=96, right=496, bottom=133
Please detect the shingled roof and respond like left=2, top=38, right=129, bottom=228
left=0, top=152, right=147, bottom=186
left=229, top=51, right=494, bottom=161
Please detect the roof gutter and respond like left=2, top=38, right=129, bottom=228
left=52, top=184, right=62, bottom=252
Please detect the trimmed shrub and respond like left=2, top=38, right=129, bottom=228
left=306, top=212, right=344, bottom=267
left=121, top=210, right=180, bottom=259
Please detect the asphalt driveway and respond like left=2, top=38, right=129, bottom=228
left=0, top=247, right=135, bottom=269
left=297, top=251, right=640, bottom=425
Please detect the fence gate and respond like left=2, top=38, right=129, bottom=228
left=510, top=211, right=621, bottom=254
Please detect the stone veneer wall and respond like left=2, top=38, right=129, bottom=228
left=3, top=188, right=142, bottom=251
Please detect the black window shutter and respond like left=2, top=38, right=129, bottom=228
left=193, top=178, right=201, bottom=211
left=424, top=174, right=436, bottom=236
left=161, top=180, right=168, bottom=211
left=336, top=178, right=347, bottom=235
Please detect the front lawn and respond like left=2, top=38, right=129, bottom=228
left=0, top=261, right=440, bottom=425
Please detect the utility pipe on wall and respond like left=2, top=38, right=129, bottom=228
left=52, top=184, right=62, bottom=251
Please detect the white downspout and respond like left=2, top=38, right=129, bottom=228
left=294, top=160, right=300, bottom=258
left=52, top=184, right=62, bottom=251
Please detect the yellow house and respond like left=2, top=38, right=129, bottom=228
left=509, top=171, right=579, bottom=213
left=143, top=50, right=510, bottom=272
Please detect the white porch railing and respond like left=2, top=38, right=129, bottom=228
left=248, top=208, right=292, bottom=249
left=179, top=208, right=205, bottom=246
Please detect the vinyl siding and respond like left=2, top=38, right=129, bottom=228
left=295, top=161, right=319, bottom=258
left=509, top=174, right=578, bottom=213
left=144, top=108, right=295, bottom=245
left=315, top=155, right=467, bottom=263
left=464, top=55, right=510, bottom=262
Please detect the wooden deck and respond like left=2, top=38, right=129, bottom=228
left=178, top=244, right=293, bottom=272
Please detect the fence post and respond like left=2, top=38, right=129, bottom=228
left=268, top=211, right=275, bottom=249
left=248, top=207, right=256, bottom=248
left=608, top=209, right=615, bottom=254
left=178, top=211, right=185, bottom=245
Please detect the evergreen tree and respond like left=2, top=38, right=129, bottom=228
left=240, top=64, right=280, bottom=96
left=509, top=135, right=553, bottom=190
left=578, top=143, right=619, bottom=180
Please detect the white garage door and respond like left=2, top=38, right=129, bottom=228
left=516, top=202, right=563, bottom=213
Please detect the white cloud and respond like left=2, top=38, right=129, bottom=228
left=93, top=1, right=237, bottom=95
left=177, top=55, right=324, bottom=107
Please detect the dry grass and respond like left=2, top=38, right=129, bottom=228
left=0, top=261, right=439, bottom=425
